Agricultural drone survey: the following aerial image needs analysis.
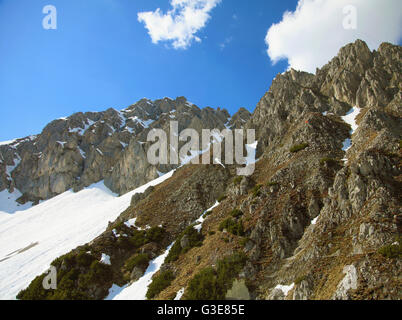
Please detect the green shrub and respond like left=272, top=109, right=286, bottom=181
left=230, top=209, right=243, bottom=218
left=184, top=267, right=219, bottom=300
left=165, top=226, right=204, bottom=263
left=17, top=251, right=112, bottom=300
left=233, top=176, right=242, bottom=185
left=239, top=238, right=250, bottom=247
left=378, top=240, right=402, bottom=259
left=166, top=241, right=183, bottom=264
left=124, top=253, right=150, bottom=271
left=146, top=270, right=175, bottom=299
left=319, top=157, right=338, bottom=166
left=79, top=261, right=113, bottom=288
left=113, top=221, right=132, bottom=235
left=17, top=274, right=49, bottom=300
left=76, top=252, right=94, bottom=268
left=219, top=218, right=244, bottom=236
left=217, top=195, right=227, bottom=202
left=145, top=226, right=165, bottom=243
left=251, top=185, right=262, bottom=198
left=290, top=143, right=309, bottom=153
left=266, top=181, right=279, bottom=187
left=294, top=275, right=306, bottom=285
left=184, top=253, right=247, bottom=300
left=124, top=226, right=166, bottom=249
left=204, top=211, right=213, bottom=217
left=129, top=229, right=147, bottom=248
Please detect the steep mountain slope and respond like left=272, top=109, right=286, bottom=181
left=0, top=172, right=175, bottom=300
left=7, top=40, right=402, bottom=300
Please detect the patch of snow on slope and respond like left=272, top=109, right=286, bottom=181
left=109, top=243, right=174, bottom=300
left=124, top=218, right=137, bottom=228
left=127, top=116, right=154, bottom=129
left=78, top=147, right=86, bottom=159
left=69, top=120, right=95, bottom=135
left=100, top=253, right=111, bottom=265
left=0, top=189, right=33, bottom=214
left=0, top=170, right=175, bottom=299
left=275, top=283, right=294, bottom=297
left=341, top=107, right=360, bottom=153
left=0, top=140, right=17, bottom=146
left=194, top=201, right=219, bottom=232
left=174, top=288, right=185, bottom=300
left=6, top=155, right=21, bottom=178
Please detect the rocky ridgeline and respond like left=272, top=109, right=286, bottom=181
left=241, top=40, right=401, bottom=300
left=0, top=97, right=250, bottom=203
left=17, top=40, right=401, bottom=300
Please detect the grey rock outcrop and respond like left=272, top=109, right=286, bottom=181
left=0, top=97, right=249, bottom=203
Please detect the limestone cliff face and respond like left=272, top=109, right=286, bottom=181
left=0, top=97, right=250, bottom=202
left=240, top=40, right=401, bottom=300
left=16, top=40, right=401, bottom=301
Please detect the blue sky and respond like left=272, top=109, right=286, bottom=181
left=0, top=0, right=293, bottom=140
left=0, top=0, right=401, bottom=141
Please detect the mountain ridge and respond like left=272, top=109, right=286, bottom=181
left=4, top=39, right=402, bottom=300
left=0, top=96, right=251, bottom=206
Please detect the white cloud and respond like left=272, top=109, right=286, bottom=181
left=138, top=0, right=221, bottom=49
left=265, top=0, right=402, bottom=73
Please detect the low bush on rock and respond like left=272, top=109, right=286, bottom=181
left=166, top=226, right=204, bottom=263
left=146, top=270, right=175, bottom=299
left=124, top=253, right=150, bottom=272
left=378, top=239, right=402, bottom=259
left=290, top=143, right=309, bottom=153
left=219, top=218, right=244, bottom=236
left=17, top=251, right=112, bottom=300
left=184, top=253, right=247, bottom=300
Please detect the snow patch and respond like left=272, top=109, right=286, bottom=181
left=56, top=141, right=66, bottom=147
left=110, top=243, right=174, bottom=300
left=69, top=120, right=95, bottom=135
left=0, top=139, right=17, bottom=146
left=0, top=170, right=175, bottom=299
left=341, top=107, right=360, bottom=152
left=124, top=218, right=137, bottom=228
left=311, top=216, right=319, bottom=225
left=174, top=288, right=185, bottom=300
left=194, top=201, right=219, bottom=232
left=100, top=253, right=111, bottom=265
left=274, top=283, right=294, bottom=297
left=78, top=147, right=86, bottom=159
left=0, top=189, right=33, bottom=214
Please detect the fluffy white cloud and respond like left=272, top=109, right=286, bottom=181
left=138, top=0, right=221, bottom=49
left=265, top=0, right=402, bottom=73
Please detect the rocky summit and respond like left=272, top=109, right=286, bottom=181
left=5, top=40, right=402, bottom=300
left=0, top=97, right=250, bottom=203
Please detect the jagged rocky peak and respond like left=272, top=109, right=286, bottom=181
left=227, top=107, right=251, bottom=129
left=13, top=40, right=402, bottom=301
left=0, top=96, right=248, bottom=203
left=248, top=39, right=401, bottom=155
